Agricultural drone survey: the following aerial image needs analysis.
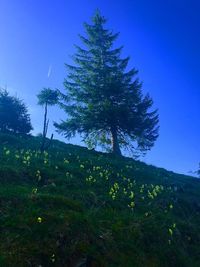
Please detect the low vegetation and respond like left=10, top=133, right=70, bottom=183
left=0, top=133, right=200, bottom=267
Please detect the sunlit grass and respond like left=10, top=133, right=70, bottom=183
left=0, top=133, right=200, bottom=266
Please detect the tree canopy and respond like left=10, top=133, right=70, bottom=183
left=55, top=11, right=159, bottom=156
left=37, top=88, right=58, bottom=107
left=0, top=89, right=32, bottom=134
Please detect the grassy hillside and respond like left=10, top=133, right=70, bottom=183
left=0, top=133, right=200, bottom=267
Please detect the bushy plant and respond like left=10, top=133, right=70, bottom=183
left=0, top=88, right=32, bottom=134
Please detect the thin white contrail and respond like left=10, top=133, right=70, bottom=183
left=47, top=64, right=52, bottom=78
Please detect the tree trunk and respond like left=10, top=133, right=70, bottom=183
left=41, top=102, right=48, bottom=152
left=43, top=102, right=48, bottom=138
left=110, top=126, right=121, bottom=156
left=45, top=133, right=53, bottom=151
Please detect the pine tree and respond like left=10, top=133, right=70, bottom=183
left=55, top=11, right=159, bottom=156
left=0, top=88, right=33, bottom=134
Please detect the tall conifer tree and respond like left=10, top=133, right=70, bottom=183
left=55, top=11, right=159, bottom=156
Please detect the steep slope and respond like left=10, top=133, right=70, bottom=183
left=0, top=133, right=200, bottom=267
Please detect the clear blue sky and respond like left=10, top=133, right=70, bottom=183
left=0, top=0, right=199, bottom=176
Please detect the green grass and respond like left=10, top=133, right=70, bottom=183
left=0, top=132, right=200, bottom=266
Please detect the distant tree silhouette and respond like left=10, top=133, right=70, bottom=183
left=0, top=88, right=32, bottom=134
left=37, top=88, right=58, bottom=151
left=55, top=11, right=159, bottom=156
